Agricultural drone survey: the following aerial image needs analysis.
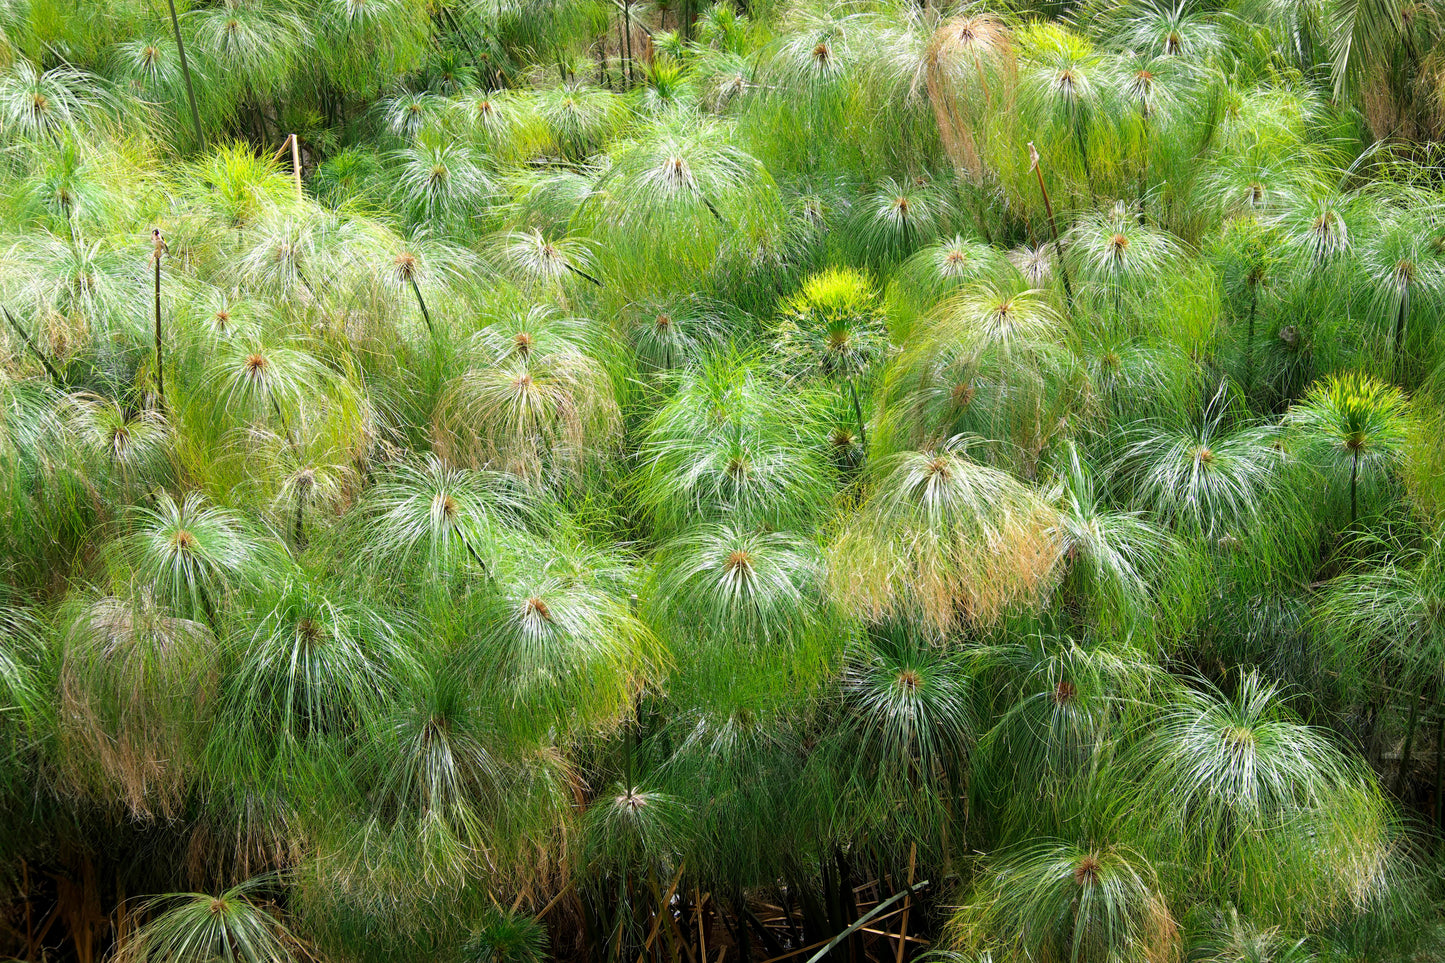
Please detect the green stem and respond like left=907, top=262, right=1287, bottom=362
left=1073, top=118, right=1093, bottom=194
left=1397, top=684, right=1427, bottom=796
left=408, top=276, right=435, bottom=336
left=566, top=263, right=604, bottom=287
left=847, top=379, right=867, bottom=458
left=165, top=0, right=207, bottom=151
left=294, top=483, right=309, bottom=551
left=2, top=307, right=62, bottom=382
left=622, top=0, right=634, bottom=87
left=1394, top=290, right=1410, bottom=383
left=1245, top=282, right=1256, bottom=396
left=154, top=253, right=165, bottom=405
left=1350, top=448, right=1359, bottom=526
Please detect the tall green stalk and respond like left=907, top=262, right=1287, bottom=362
left=408, top=277, right=435, bottom=337
left=165, top=0, right=207, bottom=151
left=1396, top=684, right=1428, bottom=795
left=847, top=379, right=867, bottom=456
left=1350, top=447, right=1359, bottom=526
left=153, top=230, right=166, bottom=405
left=1245, top=282, right=1257, bottom=395
left=1394, top=290, right=1410, bottom=383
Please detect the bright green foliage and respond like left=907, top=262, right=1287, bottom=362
left=1286, top=372, right=1412, bottom=526
left=0, top=2, right=1444, bottom=963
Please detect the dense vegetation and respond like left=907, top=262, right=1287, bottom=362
left=3, top=1, right=1445, bottom=962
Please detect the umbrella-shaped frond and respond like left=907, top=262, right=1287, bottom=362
left=1048, top=443, right=1176, bottom=631
left=200, top=331, right=369, bottom=441
left=1113, top=52, right=1201, bottom=132
left=624, top=294, right=730, bottom=371
left=579, top=781, right=691, bottom=879
left=1074, top=321, right=1198, bottom=426
left=56, top=591, right=218, bottom=817
left=932, top=281, right=1066, bottom=357
left=1228, top=778, right=1402, bottom=929
left=756, top=5, right=871, bottom=95
left=830, top=438, right=1063, bottom=633
left=1273, top=192, right=1354, bottom=268
left=2, top=231, right=140, bottom=349
left=1127, top=671, right=1367, bottom=856
left=1198, top=157, right=1318, bottom=223
left=1285, top=371, right=1412, bottom=523
left=448, top=88, right=544, bottom=162
left=1316, top=530, right=1445, bottom=691
left=972, top=635, right=1165, bottom=832
left=232, top=201, right=385, bottom=303
left=1066, top=202, right=1185, bottom=308
left=433, top=305, right=620, bottom=479
left=649, top=523, right=829, bottom=650
left=588, top=119, right=781, bottom=274
left=498, top=166, right=595, bottom=237
left=847, top=176, right=953, bottom=265
left=348, top=665, right=514, bottom=889
left=946, top=841, right=1178, bottom=963
left=184, top=0, right=313, bottom=102
left=63, top=391, right=170, bottom=490
left=221, top=575, right=420, bottom=750
left=461, top=571, right=662, bottom=731
left=894, top=234, right=1014, bottom=314
left=530, top=83, right=628, bottom=162
left=837, top=624, right=974, bottom=790
left=489, top=228, right=600, bottom=294
left=112, top=34, right=188, bottom=99
left=377, top=89, right=448, bottom=142
left=0, top=62, right=117, bottom=145
left=116, top=878, right=299, bottom=963
left=1357, top=206, right=1445, bottom=361
left=392, top=138, right=496, bottom=229
left=110, top=491, right=270, bottom=621
left=13, top=137, right=141, bottom=235
left=354, top=228, right=482, bottom=338
left=1187, top=906, right=1313, bottom=963
left=1017, top=23, right=1118, bottom=176
left=851, top=1, right=939, bottom=112
left=634, top=353, right=836, bottom=532
left=874, top=282, right=1077, bottom=461
left=357, top=455, right=533, bottom=582
left=1111, top=0, right=1228, bottom=62
left=777, top=266, right=889, bottom=382
left=1115, top=395, right=1283, bottom=538
left=926, top=12, right=1015, bottom=177
left=691, top=48, right=756, bottom=112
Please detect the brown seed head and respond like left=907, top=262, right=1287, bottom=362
left=526, top=596, right=553, bottom=622
left=394, top=251, right=417, bottom=280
